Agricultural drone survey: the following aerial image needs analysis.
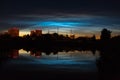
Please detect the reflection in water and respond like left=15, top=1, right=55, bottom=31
left=4, top=48, right=119, bottom=80
left=19, top=49, right=100, bottom=61
left=18, top=49, right=99, bottom=72
left=9, top=49, right=19, bottom=59
left=30, top=51, right=35, bottom=56
left=30, top=51, right=42, bottom=58
left=0, top=48, right=100, bottom=67
left=0, top=49, right=19, bottom=60
left=0, top=49, right=99, bottom=80
left=96, top=49, right=120, bottom=80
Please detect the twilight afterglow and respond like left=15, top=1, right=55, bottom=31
left=0, top=0, right=120, bottom=39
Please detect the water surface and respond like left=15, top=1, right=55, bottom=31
left=0, top=49, right=100, bottom=80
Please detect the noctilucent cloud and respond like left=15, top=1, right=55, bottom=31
left=0, top=0, right=120, bottom=38
left=0, top=14, right=120, bottom=39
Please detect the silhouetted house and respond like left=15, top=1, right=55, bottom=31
left=30, top=29, right=42, bottom=36
left=36, top=29, right=42, bottom=36
left=8, top=27, right=19, bottom=37
left=100, top=28, right=111, bottom=41
left=30, top=30, right=35, bottom=36
left=0, top=32, right=10, bottom=40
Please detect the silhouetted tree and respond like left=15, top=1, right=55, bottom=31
left=100, top=28, right=111, bottom=41
left=91, top=35, right=96, bottom=41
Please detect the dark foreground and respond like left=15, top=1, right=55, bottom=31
left=1, top=59, right=120, bottom=80
left=0, top=63, right=97, bottom=80
left=0, top=69, right=97, bottom=80
left=1, top=64, right=120, bottom=80
left=0, top=54, right=98, bottom=80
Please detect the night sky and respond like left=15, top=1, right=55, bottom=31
left=0, top=0, right=120, bottom=38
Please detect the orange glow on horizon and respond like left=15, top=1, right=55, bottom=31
left=19, top=31, right=118, bottom=40
left=19, top=31, right=101, bottom=39
left=19, top=31, right=30, bottom=36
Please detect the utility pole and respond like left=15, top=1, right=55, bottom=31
left=57, top=27, right=59, bottom=34
left=48, top=27, right=50, bottom=34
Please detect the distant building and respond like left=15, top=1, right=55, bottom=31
left=8, top=27, right=19, bottom=37
left=30, top=29, right=42, bottom=36
left=0, top=32, right=9, bottom=36
left=30, top=30, right=35, bottom=36
left=35, top=29, right=42, bottom=36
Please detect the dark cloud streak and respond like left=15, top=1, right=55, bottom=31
left=0, top=0, right=120, bottom=16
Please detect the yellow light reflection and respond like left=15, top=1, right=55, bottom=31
left=19, top=49, right=29, bottom=54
